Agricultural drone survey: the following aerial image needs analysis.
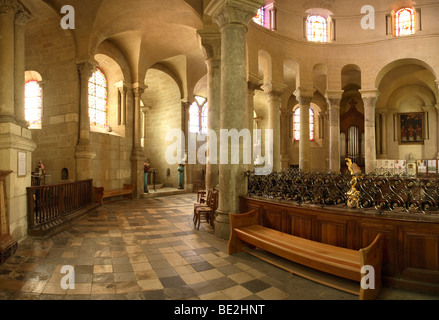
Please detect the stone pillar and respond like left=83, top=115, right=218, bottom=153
left=262, top=82, right=286, bottom=173
left=198, top=28, right=221, bottom=191
left=75, top=61, right=97, bottom=181
left=116, top=81, right=127, bottom=126
left=435, top=105, right=439, bottom=159
left=247, top=76, right=261, bottom=171
left=294, top=87, right=315, bottom=172
left=360, top=89, right=379, bottom=174
left=375, top=113, right=381, bottom=156
left=181, top=100, right=191, bottom=190
left=0, top=0, right=17, bottom=123
left=206, top=0, right=264, bottom=240
left=280, top=107, right=291, bottom=169
left=380, top=110, right=388, bottom=158
left=14, top=7, right=30, bottom=127
left=140, top=106, right=149, bottom=148
left=131, top=85, right=146, bottom=198
left=326, top=90, right=343, bottom=173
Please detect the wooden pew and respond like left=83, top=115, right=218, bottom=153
left=93, top=184, right=135, bottom=206
left=228, top=210, right=384, bottom=300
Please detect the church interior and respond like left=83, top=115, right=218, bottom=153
left=0, top=0, right=439, bottom=301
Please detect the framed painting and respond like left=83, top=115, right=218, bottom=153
left=398, top=112, right=424, bottom=144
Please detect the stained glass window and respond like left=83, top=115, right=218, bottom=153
left=25, top=80, right=42, bottom=129
left=395, top=8, right=415, bottom=37
left=253, top=7, right=265, bottom=26
left=189, top=102, right=200, bottom=134
left=201, top=104, right=208, bottom=135
left=88, top=68, right=108, bottom=127
left=189, top=96, right=208, bottom=134
left=307, top=15, right=328, bottom=43
left=293, top=108, right=315, bottom=141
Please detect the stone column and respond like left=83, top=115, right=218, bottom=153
left=435, top=104, right=439, bottom=159
left=181, top=100, right=191, bottom=189
left=326, top=90, right=343, bottom=173
left=280, top=106, right=290, bottom=169
left=360, top=89, right=379, bottom=174
left=294, top=87, right=315, bottom=172
left=380, top=110, right=388, bottom=158
left=0, top=0, right=17, bottom=123
left=262, top=82, right=286, bottom=173
left=75, top=61, right=97, bottom=181
left=247, top=76, right=260, bottom=171
left=14, top=7, right=30, bottom=127
left=206, top=0, right=264, bottom=240
left=131, top=85, right=146, bottom=198
left=198, top=28, right=221, bottom=191
left=116, top=81, right=127, bottom=126
left=375, top=113, right=381, bottom=156
left=140, top=106, right=149, bottom=148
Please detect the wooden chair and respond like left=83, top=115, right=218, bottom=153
left=193, top=189, right=212, bottom=222
left=194, top=190, right=218, bottom=230
left=196, top=185, right=206, bottom=204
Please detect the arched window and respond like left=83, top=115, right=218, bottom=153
left=253, top=7, right=266, bottom=26
left=395, top=8, right=415, bottom=37
left=189, top=96, right=208, bottom=135
left=293, top=107, right=315, bottom=141
left=25, top=80, right=43, bottom=129
left=88, top=68, right=108, bottom=128
left=306, top=15, right=328, bottom=43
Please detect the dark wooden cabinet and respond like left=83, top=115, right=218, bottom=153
left=241, top=196, right=439, bottom=295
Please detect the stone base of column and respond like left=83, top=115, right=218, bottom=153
left=0, top=114, right=16, bottom=124
left=214, top=209, right=230, bottom=240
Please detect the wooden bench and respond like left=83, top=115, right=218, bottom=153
left=228, top=210, right=384, bottom=300
left=93, top=184, right=135, bottom=206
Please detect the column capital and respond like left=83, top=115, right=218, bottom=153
left=15, top=6, right=30, bottom=25
left=206, top=0, right=265, bottom=28
left=0, top=0, right=17, bottom=15
left=76, top=61, right=97, bottom=79
left=261, top=81, right=287, bottom=97
left=376, top=108, right=389, bottom=116
left=132, top=86, right=146, bottom=97
left=325, top=90, right=344, bottom=108
left=359, top=88, right=380, bottom=99
left=198, top=28, right=222, bottom=61
left=294, top=87, right=315, bottom=105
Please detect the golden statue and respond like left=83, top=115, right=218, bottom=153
left=345, top=158, right=362, bottom=208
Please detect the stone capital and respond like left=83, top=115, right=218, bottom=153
left=360, top=89, right=380, bottom=108
left=0, top=0, right=16, bottom=15
left=15, top=7, right=30, bottom=25
left=198, top=29, right=222, bottom=61
left=261, top=81, right=287, bottom=97
left=294, top=87, right=315, bottom=106
left=206, top=0, right=265, bottom=28
left=76, top=61, right=97, bottom=80
left=325, top=90, right=344, bottom=108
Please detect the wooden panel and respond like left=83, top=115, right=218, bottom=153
left=286, top=211, right=313, bottom=240
left=357, top=221, right=397, bottom=275
left=317, top=217, right=348, bottom=248
left=262, top=206, right=284, bottom=232
left=399, top=228, right=439, bottom=281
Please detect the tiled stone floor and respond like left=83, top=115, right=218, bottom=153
left=0, top=193, right=438, bottom=301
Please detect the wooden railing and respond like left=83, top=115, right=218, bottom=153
left=27, top=179, right=93, bottom=232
